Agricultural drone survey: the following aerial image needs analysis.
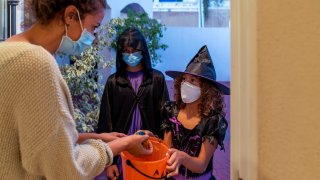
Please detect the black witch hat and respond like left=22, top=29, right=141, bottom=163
left=165, top=45, right=230, bottom=95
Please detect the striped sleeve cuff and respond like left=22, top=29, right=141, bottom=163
left=103, top=142, right=113, bottom=166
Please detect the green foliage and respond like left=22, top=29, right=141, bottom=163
left=60, top=27, right=113, bottom=133
left=103, top=10, right=168, bottom=66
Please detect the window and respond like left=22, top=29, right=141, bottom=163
left=0, top=0, right=7, bottom=41
left=153, top=0, right=229, bottom=28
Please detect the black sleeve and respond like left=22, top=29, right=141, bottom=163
left=202, top=114, right=228, bottom=151
left=156, top=73, right=170, bottom=138
left=97, top=77, right=120, bottom=165
left=160, top=101, right=175, bottom=132
left=96, top=78, right=113, bottom=133
left=159, top=73, right=170, bottom=106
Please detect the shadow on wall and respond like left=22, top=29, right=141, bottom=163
left=166, top=80, right=230, bottom=180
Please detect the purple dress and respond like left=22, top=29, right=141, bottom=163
left=161, top=101, right=228, bottom=180
left=126, top=70, right=144, bottom=135
left=118, top=70, right=144, bottom=179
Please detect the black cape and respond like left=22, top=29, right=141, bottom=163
left=97, top=69, right=169, bottom=137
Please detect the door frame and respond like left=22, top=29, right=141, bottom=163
left=230, top=0, right=258, bottom=179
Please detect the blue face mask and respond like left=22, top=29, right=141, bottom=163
left=122, top=51, right=143, bottom=67
left=56, top=10, right=95, bottom=56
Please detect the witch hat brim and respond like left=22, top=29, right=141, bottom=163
left=165, top=45, right=230, bottom=95
left=165, top=70, right=230, bottom=95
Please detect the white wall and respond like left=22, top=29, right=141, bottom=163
left=154, top=27, right=230, bottom=81
left=107, top=0, right=153, bottom=18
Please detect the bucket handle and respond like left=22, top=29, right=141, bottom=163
left=126, top=159, right=167, bottom=179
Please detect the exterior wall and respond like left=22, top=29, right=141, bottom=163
left=153, top=7, right=230, bottom=28
left=153, top=11, right=198, bottom=27
left=204, top=9, right=229, bottom=27
left=154, top=27, right=230, bottom=81
left=257, top=0, right=320, bottom=179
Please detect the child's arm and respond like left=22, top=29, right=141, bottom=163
left=77, top=132, right=127, bottom=144
left=166, top=138, right=218, bottom=177
left=163, top=131, right=173, bottom=147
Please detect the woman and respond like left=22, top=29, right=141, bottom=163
left=97, top=28, right=169, bottom=180
left=162, top=45, right=229, bottom=179
left=0, top=1, right=152, bottom=179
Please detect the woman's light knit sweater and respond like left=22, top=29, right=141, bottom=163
left=0, top=42, right=112, bottom=180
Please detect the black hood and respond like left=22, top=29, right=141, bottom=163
left=115, top=28, right=152, bottom=76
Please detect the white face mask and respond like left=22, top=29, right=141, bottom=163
left=181, top=81, right=201, bottom=104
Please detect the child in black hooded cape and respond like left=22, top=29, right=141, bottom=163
left=97, top=28, right=169, bottom=179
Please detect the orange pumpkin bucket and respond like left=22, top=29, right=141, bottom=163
left=121, top=137, right=169, bottom=180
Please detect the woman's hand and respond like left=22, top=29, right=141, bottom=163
left=126, top=135, right=153, bottom=157
left=166, top=148, right=188, bottom=178
left=98, top=132, right=127, bottom=142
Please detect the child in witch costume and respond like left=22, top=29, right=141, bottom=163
left=97, top=28, right=169, bottom=179
left=162, top=45, right=229, bottom=180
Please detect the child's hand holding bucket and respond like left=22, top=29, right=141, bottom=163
left=166, top=148, right=188, bottom=178
left=126, top=134, right=153, bottom=157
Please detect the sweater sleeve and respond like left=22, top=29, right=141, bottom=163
left=15, top=47, right=111, bottom=180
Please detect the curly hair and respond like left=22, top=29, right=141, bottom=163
left=28, top=0, right=107, bottom=25
left=174, top=75, right=226, bottom=117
